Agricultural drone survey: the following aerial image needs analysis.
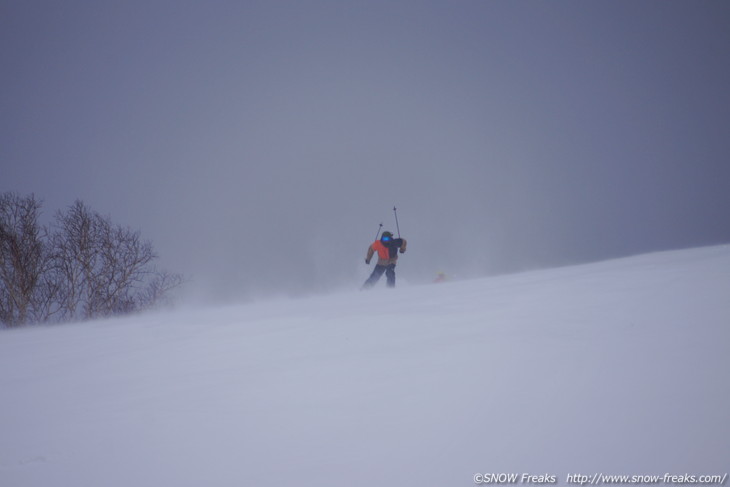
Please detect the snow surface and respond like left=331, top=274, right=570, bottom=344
left=1, top=246, right=729, bottom=487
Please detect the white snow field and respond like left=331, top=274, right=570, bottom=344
left=1, top=246, right=728, bottom=487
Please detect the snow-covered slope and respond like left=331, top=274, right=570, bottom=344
left=1, top=246, right=729, bottom=487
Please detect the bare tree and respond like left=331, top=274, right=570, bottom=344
left=49, top=200, right=93, bottom=321
left=86, top=210, right=156, bottom=317
left=137, top=270, right=184, bottom=310
left=1, top=193, right=182, bottom=326
left=0, top=193, right=51, bottom=326
left=50, top=200, right=182, bottom=321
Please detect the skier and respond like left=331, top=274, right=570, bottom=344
left=362, top=231, right=407, bottom=289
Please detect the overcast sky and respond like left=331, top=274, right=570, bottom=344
left=2, top=1, right=729, bottom=302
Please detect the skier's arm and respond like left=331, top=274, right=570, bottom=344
left=399, top=238, right=407, bottom=253
left=365, top=245, right=375, bottom=264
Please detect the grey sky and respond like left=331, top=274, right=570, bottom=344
left=3, top=1, right=729, bottom=302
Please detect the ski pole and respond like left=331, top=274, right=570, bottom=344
left=374, top=222, right=383, bottom=240
left=393, top=206, right=401, bottom=238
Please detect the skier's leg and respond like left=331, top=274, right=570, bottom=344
left=385, top=264, right=396, bottom=288
left=362, top=265, right=386, bottom=289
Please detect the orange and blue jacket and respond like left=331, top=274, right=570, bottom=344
left=366, top=238, right=407, bottom=266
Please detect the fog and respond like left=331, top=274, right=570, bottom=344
left=3, top=1, right=730, bottom=303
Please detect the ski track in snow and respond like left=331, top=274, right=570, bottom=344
left=1, top=245, right=729, bottom=487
